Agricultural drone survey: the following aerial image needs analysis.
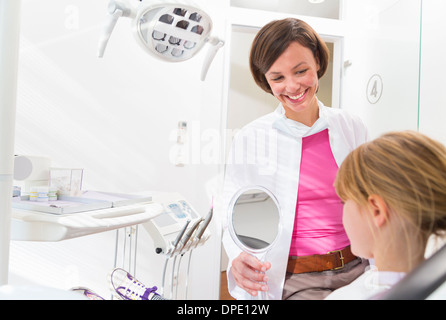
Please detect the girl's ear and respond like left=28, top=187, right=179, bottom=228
left=367, top=194, right=389, bottom=228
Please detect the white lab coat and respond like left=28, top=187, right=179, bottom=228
left=221, top=100, right=369, bottom=300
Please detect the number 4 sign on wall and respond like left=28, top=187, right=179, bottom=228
left=367, top=74, right=383, bottom=104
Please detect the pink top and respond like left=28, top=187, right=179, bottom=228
left=289, top=129, right=350, bottom=256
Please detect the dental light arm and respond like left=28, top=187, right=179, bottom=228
left=97, top=9, right=122, bottom=58
left=97, top=0, right=224, bottom=80
left=97, top=0, right=135, bottom=57
left=200, top=37, right=224, bottom=81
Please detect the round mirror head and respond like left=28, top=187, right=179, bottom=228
left=134, top=5, right=212, bottom=62
left=228, top=186, right=281, bottom=254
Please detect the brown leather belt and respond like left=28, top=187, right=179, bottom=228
left=287, top=246, right=357, bottom=274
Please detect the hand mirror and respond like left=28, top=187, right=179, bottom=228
left=227, top=186, right=281, bottom=299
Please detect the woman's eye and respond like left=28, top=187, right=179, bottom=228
left=271, top=76, right=283, bottom=81
left=296, top=69, right=308, bottom=75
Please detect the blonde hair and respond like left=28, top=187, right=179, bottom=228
left=335, top=131, right=446, bottom=243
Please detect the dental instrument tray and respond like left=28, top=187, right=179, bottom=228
left=11, top=191, right=152, bottom=215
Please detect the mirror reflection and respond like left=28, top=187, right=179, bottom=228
left=230, top=188, right=280, bottom=252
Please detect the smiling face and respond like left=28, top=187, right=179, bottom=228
left=265, top=41, right=320, bottom=124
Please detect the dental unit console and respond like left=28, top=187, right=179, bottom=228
left=10, top=155, right=211, bottom=299
left=143, top=192, right=212, bottom=299
left=97, top=0, right=224, bottom=80
left=143, top=192, right=211, bottom=257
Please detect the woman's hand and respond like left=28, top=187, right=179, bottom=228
left=230, top=251, right=271, bottom=296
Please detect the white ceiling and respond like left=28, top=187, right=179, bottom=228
left=230, top=0, right=341, bottom=20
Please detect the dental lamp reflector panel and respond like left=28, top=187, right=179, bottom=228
left=138, top=6, right=211, bottom=62
left=98, top=0, right=224, bottom=80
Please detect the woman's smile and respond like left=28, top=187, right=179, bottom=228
left=285, top=88, right=308, bottom=103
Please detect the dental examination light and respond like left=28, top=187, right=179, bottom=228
left=97, top=0, right=224, bottom=81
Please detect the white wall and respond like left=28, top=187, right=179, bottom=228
left=418, top=0, right=446, bottom=145
left=9, top=0, right=229, bottom=299
left=341, top=0, right=446, bottom=149
left=226, top=27, right=278, bottom=132
left=342, top=0, right=421, bottom=139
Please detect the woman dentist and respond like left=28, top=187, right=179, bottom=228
left=222, top=18, right=369, bottom=300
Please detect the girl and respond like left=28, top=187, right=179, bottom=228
left=326, top=131, right=446, bottom=299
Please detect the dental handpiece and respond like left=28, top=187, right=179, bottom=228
left=162, top=218, right=190, bottom=294
left=170, top=219, right=190, bottom=256
left=195, top=206, right=213, bottom=242
left=179, top=218, right=203, bottom=252
left=183, top=206, right=214, bottom=299
left=173, top=218, right=204, bottom=299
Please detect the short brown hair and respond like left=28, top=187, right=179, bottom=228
left=249, top=18, right=330, bottom=95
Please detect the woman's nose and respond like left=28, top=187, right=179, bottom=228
left=285, top=78, right=300, bottom=93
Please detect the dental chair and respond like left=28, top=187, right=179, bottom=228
left=379, top=243, right=446, bottom=300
